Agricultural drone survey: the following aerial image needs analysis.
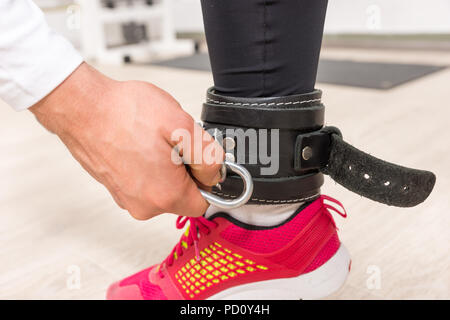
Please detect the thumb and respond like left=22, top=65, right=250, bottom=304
left=169, top=115, right=225, bottom=187
left=188, top=124, right=225, bottom=187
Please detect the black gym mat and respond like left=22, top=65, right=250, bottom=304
left=151, top=53, right=446, bottom=90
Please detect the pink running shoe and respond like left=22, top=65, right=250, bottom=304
left=107, top=195, right=350, bottom=300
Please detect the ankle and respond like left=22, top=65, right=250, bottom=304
left=205, top=203, right=304, bottom=227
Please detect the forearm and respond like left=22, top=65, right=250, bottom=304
left=30, top=63, right=112, bottom=136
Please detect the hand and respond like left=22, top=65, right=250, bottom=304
left=30, top=63, right=224, bottom=220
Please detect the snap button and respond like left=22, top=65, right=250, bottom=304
left=225, top=152, right=236, bottom=163
left=223, top=137, right=236, bottom=151
left=302, top=146, right=313, bottom=161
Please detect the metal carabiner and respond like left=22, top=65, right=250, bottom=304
left=200, top=161, right=253, bottom=209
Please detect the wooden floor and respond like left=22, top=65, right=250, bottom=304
left=0, top=47, right=449, bottom=299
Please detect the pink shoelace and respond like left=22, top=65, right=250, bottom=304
left=321, top=195, right=347, bottom=218
left=159, top=216, right=217, bottom=278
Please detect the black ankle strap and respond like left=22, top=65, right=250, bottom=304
left=201, top=88, right=436, bottom=207
left=203, top=88, right=326, bottom=204
left=203, top=88, right=324, bottom=130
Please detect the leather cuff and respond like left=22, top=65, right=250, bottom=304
left=201, top=88, right=436, bottom=207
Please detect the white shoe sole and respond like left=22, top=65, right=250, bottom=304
left=208, top=245, right=351, bottom=300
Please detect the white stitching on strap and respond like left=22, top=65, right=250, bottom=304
left=211, top=192, right=319, bottom=204
left=206, top=98, right=321, bottom=107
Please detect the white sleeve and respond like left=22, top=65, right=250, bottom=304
left=0, top=1, right=83, bottom=111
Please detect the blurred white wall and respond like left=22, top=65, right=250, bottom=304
left=325, top=0, right=450, bottom=34
left=34, top=0, right=71, bottom=7
left=171, top=0, right=450, bottom=34
left=172, top=0, right=204, bottom=33
left=36, top=0, right=450, bottom=50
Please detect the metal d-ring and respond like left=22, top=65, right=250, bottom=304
left=200, top=161, right=254, bottom=209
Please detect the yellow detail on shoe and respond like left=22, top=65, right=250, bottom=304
left=174, top=253, right=178, bottom=260
left=181, top=241, right=188, bottom=249
left=173, top=241, right=268, bottom=299
left=257, top=265, right=268, bottom=270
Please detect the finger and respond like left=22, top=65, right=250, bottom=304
left=169, top=165, right=210, bottom=217
left=188, top=126, right=225, bottom=187
left=167, top=112, right=224, bottom=187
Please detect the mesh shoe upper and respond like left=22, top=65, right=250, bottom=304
left=106, top=195, right=346, bottom=300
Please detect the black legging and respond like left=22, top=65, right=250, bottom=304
left=200, top=0, right=328, bottom=98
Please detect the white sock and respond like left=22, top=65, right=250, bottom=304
left=205, top=203, right=304, bottom=227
